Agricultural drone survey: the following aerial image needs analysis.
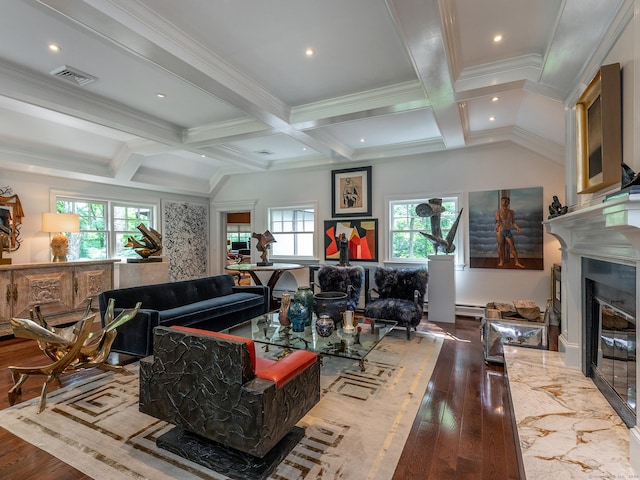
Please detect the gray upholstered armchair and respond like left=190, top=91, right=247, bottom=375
left=315, top=265, right=365, bottom=311
left=139, top=325, right=320, bottom=459
left=364, top=267, right=429, bottom=339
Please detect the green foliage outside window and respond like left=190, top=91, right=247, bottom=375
left=55, top=198, right=156, bottom=260
left=391, top=198, right=458, bottom=260
left=57, top=199, right=107, bottom=260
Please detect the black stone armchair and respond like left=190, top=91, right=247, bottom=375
left=139, top=325, right=320, bottom=459
left=364, top=267, right=429, bottom=339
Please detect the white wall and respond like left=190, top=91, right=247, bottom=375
left=212, top=141, right=564, bottom=308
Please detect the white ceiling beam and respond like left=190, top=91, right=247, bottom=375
left=385, top=0, right=466, bottom=149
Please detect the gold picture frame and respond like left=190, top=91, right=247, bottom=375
left=576, top=63, right=621, bottom=194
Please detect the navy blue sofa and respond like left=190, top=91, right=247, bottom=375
left=98, top=274, right=269, bottom=356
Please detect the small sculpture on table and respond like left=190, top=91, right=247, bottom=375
left=337, top=232, right=350, bottom=266
left=253, top=230, right=276, bottom=266
left=547, top=195, right=568, bottom=219
left=124, top=223, right=163, bottom=262
left=416, top=198, right=463, bottom=254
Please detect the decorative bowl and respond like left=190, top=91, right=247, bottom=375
left=313, top=291, right=348, bottom=326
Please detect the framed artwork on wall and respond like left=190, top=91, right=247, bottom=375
left=468, top=187, right=544, bottom=270
left=576, top=63, right=621, bottom=194
left=331, top=166, right=372, bottom=217
left=324, top=218, right=378, bottom=262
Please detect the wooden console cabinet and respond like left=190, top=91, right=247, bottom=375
left=0, top=260, right=117, bottom=337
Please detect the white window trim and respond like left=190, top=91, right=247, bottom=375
left=267, top=201, right=318, bottom=261
left=386, top=193, right=465, bottom=268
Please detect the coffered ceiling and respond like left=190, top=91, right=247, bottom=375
left=0, top=0, right=629, bottom=196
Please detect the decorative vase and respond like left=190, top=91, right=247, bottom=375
left=294, top=286, right=314, bottom=326
left=315, top=314, right=335, bottom=337
left=279, top=292, right=291, bottom=326
left=288, top=299, right=308, bottom=332
left=313, top=291, right=348, bottom=328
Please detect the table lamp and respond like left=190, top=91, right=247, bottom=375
left=41, top=212, right=80, bottom=262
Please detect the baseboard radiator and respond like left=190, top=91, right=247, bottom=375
left=424, top=302, right=485, bottom=319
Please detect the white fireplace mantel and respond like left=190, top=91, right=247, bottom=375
left=545, top=193, right=640, bottom=262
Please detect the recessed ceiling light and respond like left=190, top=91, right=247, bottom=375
left=489, top=116, right=496, bottom=121
left=302, top=147, right=307, bottom=151
left=493, top=34, right=503, bottom=43
left=156, top=93, right=166, bottom=98
left=491, top=96, right=499, bottom=102
left=305, top=48, right=315, bottom=57
left=360, top=138, right=365, bottom=143
left=48, top=43, right=61, bottom=53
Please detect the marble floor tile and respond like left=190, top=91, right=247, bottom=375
left=504, top=346, right=637, bottom=479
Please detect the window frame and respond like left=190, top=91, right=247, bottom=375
left=267, top=203, right=317, bottom=261
left=53, top=193, right=158, bottom=261
left=388, top=195, right=463, bottom=265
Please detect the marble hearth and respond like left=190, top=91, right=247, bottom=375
left=545, top=192, right=640, bottom=475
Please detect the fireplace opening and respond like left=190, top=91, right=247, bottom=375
left=583, top=257, right=636, bottom=427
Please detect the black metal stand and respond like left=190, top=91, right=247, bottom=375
left=157, top=426, right=304, bottom=480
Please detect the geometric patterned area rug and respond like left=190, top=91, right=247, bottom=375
left=0, top=329, right=443, bottom=480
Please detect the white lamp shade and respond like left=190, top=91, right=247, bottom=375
left=41, top=213, right=80, bottom=233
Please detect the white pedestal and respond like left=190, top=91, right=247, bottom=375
left=116, top=259, right=169, bottom=289
left=427, top=255, right=455, bottom=323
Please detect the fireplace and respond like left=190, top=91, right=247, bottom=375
left=583, top=257, right=636, bottom=426
left=545, top=196, right=640, bottom=472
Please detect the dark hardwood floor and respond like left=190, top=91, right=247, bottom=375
left=0, top=316, right=532, bottom=479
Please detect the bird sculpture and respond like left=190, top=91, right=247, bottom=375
left=419, top=208, right=464, bottom=254
left=416, top=198, right=463, bottom=254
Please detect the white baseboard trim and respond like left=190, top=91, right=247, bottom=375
left=558, top=334, right=581, bottom=369
left=629, top=427, right=640, bottom=475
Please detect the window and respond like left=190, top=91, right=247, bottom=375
left=226, top=224, right=252, bottom=247
left=390, top=196, right=460, bottom=262
left=112, top=203, right=153, bottom=259
left=55, top=196, right=156, bottom=260
left=268, top=205, right=315, bottom=258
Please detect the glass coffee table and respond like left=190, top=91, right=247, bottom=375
left=223, top=312, right=396, bottom=371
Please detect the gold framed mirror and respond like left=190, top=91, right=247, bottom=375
left=0, top=186, right=24, bottom=252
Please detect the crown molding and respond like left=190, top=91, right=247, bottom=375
left=455, top=54, right=542, bottom=93
left=291, top=81, right=428, bottom=125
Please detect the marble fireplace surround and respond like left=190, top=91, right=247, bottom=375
left=545, top=192, right=640, bottom=474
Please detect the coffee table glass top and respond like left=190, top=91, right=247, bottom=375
left=223, top=311, right=396, bottom=364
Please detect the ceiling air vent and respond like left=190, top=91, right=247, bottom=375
left=50, top=65, right=97, bottom=86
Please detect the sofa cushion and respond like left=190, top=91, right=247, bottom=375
left=100, top=274, right=237, bottom=311
left=158, top=293, right=265, bottom=326
left=255, top=350, right=318, bottom=388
